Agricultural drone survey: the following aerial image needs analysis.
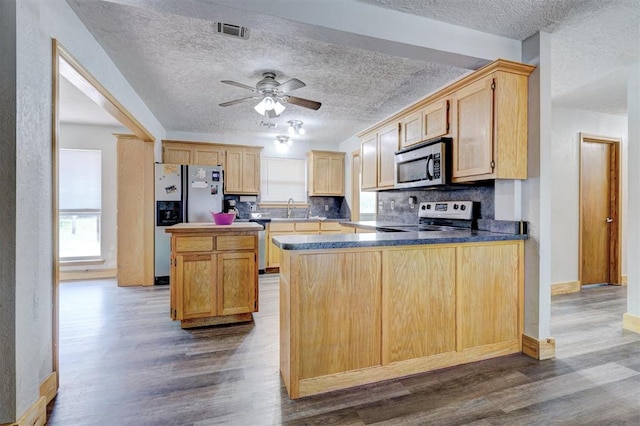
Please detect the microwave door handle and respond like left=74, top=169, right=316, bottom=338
left=426, top=154, right=433, bottom=180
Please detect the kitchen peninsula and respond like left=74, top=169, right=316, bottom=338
left=274, top=230, right=526, bottom=399
left=165, top=222, right=263, bottom=328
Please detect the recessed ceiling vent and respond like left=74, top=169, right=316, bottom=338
left=215, top=23, right=249, bottom=40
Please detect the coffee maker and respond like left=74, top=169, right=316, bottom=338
left=224, top=199, right=239, bottom=217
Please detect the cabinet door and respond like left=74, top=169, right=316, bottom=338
left=377, top=124, right=399, bottom=188
left=164, top=146, right=192, bottom=164
left=224, top=148, right=243, bottom=193
left=217, top=252, right=257, bottom=315
left=242, top=149, right=260, bottom=193
left=193, top=146, right=223, bottom=166
left=175, top=253, right=216, bottom=320
left=422, top=99, right=449, bottom=141
left=312, top=156, right=330, bottom=195
left=360, top=134, right=378, bottom=190
left=267, top=232, right=292, bottom=268
left=400, top=110, right=422, bottom=148
left=328, top=155, right=345, bottom=195
left=452, top=76, right=494, bottom=179
left=457, top=243, right=520, bottom=349
left=298, top=251, right=382, bottom=378
left=383, top=247, right=456, bottom=363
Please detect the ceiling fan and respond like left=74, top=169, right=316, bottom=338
left=219, top=72, right=322, bottom=117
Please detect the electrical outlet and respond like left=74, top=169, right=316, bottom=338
left=390, top=200, right=395, bottom=210
left=324, top=204, right=329, bottom=211
left=250, top=204, right=256, bottom=212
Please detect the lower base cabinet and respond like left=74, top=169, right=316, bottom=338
left=167, top=226, right=260, bottom=328
left=280, top=240, right=524, bottom=398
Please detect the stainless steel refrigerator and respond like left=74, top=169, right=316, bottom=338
left=154, top=163, right=224, bottom=285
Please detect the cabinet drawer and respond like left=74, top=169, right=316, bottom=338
left=295, top=222, right=320, bottom=232
left=320, top=222, right=342, bottom=232
left=269, top=222, right=295, bottom=232
left=217, top=235, right=255, bottom=251
left=175, top=236, right=214, bottom=252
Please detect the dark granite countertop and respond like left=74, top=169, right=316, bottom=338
left=272, top=229, right=527, bottom=250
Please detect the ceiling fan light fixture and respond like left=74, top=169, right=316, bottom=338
left=287, top=119, right=305, bottom=135
left=274, top=135, right=292, bottom=146
left=254, top=96, right=286, bottom=116
left=273, top=101, right=286, bottom=115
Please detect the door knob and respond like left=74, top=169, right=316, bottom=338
left=606, top=217, right=613, bottom=223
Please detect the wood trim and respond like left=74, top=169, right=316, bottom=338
left=551, top=281, right=581, bottom=295
left=621, top=275, right=628, bottom=285
left=39, top=372, right=58, bottom=405
left=162, top=139, right=263, bottom=150
left=578, top=133, right=622, bottom=285
left=522, top=335, right=556, bottom=360
left=357, top=59, right=534, bottom=137
left=59, top=268, right=117, bottom=281
left=57, top=44, right=154, bottom=142
left=51, top=38, right=61, bottom=387
left=622, top=313, right=640, bottom=334
left=180, top=313, right=253, bottom=329
left=0, top=396, right=46, bottom=426
left=351, top=150, right=360, bottom=221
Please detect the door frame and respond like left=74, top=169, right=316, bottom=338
left=578, top=132, right=622, bottom=286
left=51, top=39, right=155, bottom=386
left=351, top=150, right=361, bottom=221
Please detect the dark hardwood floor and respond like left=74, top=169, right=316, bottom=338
left=47, top=277, right=640, bottom=425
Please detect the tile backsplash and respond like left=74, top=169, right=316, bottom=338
left=375, top=182, right=495, bottom=224
left=225, top=195, right=349, bottom=220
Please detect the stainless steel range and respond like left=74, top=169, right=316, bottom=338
left=375, top=201, right=476, bottom=232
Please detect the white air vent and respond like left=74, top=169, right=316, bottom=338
left=215, top=23, right=249, bottom=40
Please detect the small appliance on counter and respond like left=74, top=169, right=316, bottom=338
left=154, top=163, right=224, bottom=285
left=224, top=199, right=239, bottom=217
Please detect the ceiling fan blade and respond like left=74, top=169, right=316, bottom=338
left=219, top=96, right=259, bottom=107
left=221, top=80, right=255, bottom=91
left=284, top=96, right=321, bottom=110
left=278, top=78, right=306, bottom=94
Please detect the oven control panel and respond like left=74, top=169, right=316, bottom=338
left=418, top=201, right=473, bottom=220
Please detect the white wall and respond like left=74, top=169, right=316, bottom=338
left=551, top=107, right=628, bottom=284
left=2, top=0, right=166, bottom=421
left=59, top=124, right=124, bottom=271
left=339, top=135, right=362, bottom=214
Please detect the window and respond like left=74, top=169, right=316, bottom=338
left=360, top=179, right=377, bottom=221
left=59, top=148, right=102, bottom=260
left=260, top=157, right=306, bottom=203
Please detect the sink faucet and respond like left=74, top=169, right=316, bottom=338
left=287, top=198, right=295, bottom=218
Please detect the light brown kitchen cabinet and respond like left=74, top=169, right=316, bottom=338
left=360, top=123, right=398, bottom=191
left=357, top=59, right=534, bottom=187
left=307, top=150, right=345, bottom=196
left=266, top=221, right=343, bottom=268
left=400, top=99, right=450, bottom=149
left=166, top=223, right=261, bottom=328
left=451, top=64, right=533, bottom=182
left=225, top=146, right=261, bottom=194
left=163, top=143, right=193, bottom=164
left=422, top=99, right=450, bottom=142
left=193, top=145, right=224, bottom=166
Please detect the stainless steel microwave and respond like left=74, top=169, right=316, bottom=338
left=394, top=137, right=451, bottom=189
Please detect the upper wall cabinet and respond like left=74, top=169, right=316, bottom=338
left=451, top=65, right=533, bottom=182
left=224, top=146, right=261, bottom=195
left=361, top=123, right=399, bottom=191
left=357, top=59, right=534, bottom=187
left=163, top=141, right=224, bottom=166
left=307, top=150, right=345, bottom=196
left=400, top=99, right=450, bottom=149
left=162, top=140, right=261, bottom=194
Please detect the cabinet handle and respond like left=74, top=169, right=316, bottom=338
left=606, top=217, right=613, bottom=223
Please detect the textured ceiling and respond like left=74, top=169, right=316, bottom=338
left=64, top=0, right=637, bottom=147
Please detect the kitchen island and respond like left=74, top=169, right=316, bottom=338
left=273, top=230, right=526, bottom=399
left=165, top=222, right=263, bottom=328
